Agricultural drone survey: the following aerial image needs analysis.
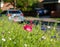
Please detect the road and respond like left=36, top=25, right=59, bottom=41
left=25, top=17, right=60, bottom=23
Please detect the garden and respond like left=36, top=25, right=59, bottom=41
left=0, top=15, right=60, bottom=47
left=0, top=0, right=60, bottom=47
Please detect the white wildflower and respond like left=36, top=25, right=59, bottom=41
left=24, top=44, right=27, bottom=47
left=8, top=32, right=10, bottom=34
left=5, top=46, right=7, bottom=47
left=53, top=27, right=56, bottom=30
left=50, top=39, right=53, bottom=42
left=2, top=38, right=6, bottom=42
left=54, top=40, right=56, bottom=42
left=57, top=38, right=59, bottom=40
left=9, top=38, right=12, bottom=40
left=47, top=26, right=51, bottom=29
left=42, top=36, right=46, bottom=40
left=14, top=42, right=16, bottom=44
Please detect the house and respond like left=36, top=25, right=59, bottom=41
left=0, top=1, right=14, bottom=11
left=43, top=0, right=60, bottom=17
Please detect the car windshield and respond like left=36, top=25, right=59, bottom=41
left=9, top=11, right=21, bottom=14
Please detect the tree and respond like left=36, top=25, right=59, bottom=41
left=16, top=0, right=37, bottom=11
left=3, top=0, right=14, bottom=3
left=3, top=0, right=38, bottom=11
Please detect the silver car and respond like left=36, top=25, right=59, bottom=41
left=6, top=9, right=25, bottom=22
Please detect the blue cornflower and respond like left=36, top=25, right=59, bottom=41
left=51, top=35, right=56, bottom=38
left=41, top=25, right=47, bottom=31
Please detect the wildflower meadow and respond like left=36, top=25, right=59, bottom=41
left=0, top=15, right=60, bottom=47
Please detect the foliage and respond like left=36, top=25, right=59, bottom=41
left=16, top=0, right=37, bottom=7
left=16, top=0, right=38, bottom=11
left=0, top=16, right=60, bottom=47
left=3, top=0, right=14, bottom=3
left=0, top=9, right=2, bottom=13
left=55, top=18, right=60, bottom=21
left=3, top=0, right=38, bottom=11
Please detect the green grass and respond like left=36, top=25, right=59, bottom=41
left=0, top=16, right=60, bottom=47
left=54, top=18, right=60, bottom=21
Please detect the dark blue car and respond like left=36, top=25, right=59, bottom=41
left=35, top=8, right=48, bottom=17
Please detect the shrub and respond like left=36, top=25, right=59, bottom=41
left=0, top=9, right=2, bottom=13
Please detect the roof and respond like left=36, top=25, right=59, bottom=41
left=43, top=0, right=58, bottom=4
left=1, top=2, right=14, bottom=11
left=44, top=0, right=58, bottom=2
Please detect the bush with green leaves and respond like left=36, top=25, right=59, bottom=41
left=0, top=9, right=2, bottom=13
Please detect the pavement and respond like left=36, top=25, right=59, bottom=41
left=25, top=17, right=60, bottom=23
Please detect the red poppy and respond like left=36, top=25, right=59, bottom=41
left=23, top=20, right=34, bottom=32
left=24, top=24, right=32, bottom=32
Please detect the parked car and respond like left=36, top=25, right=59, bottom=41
left=6, top=9, right=25, bottom=22
left=35, top=8, right=48, bottom=17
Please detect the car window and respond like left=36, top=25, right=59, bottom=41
left=9, top=11, right=21, bottom=14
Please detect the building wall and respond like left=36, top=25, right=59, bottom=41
left=50, top=3, right=60, bottom=17
left=44, top=0, right=58, bottom=2
left=57, top=3, right=60, bottom=11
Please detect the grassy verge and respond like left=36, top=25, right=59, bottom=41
left=0, top=16, right=60, bottom=47
left=54, top=18, right=60, bottom=21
